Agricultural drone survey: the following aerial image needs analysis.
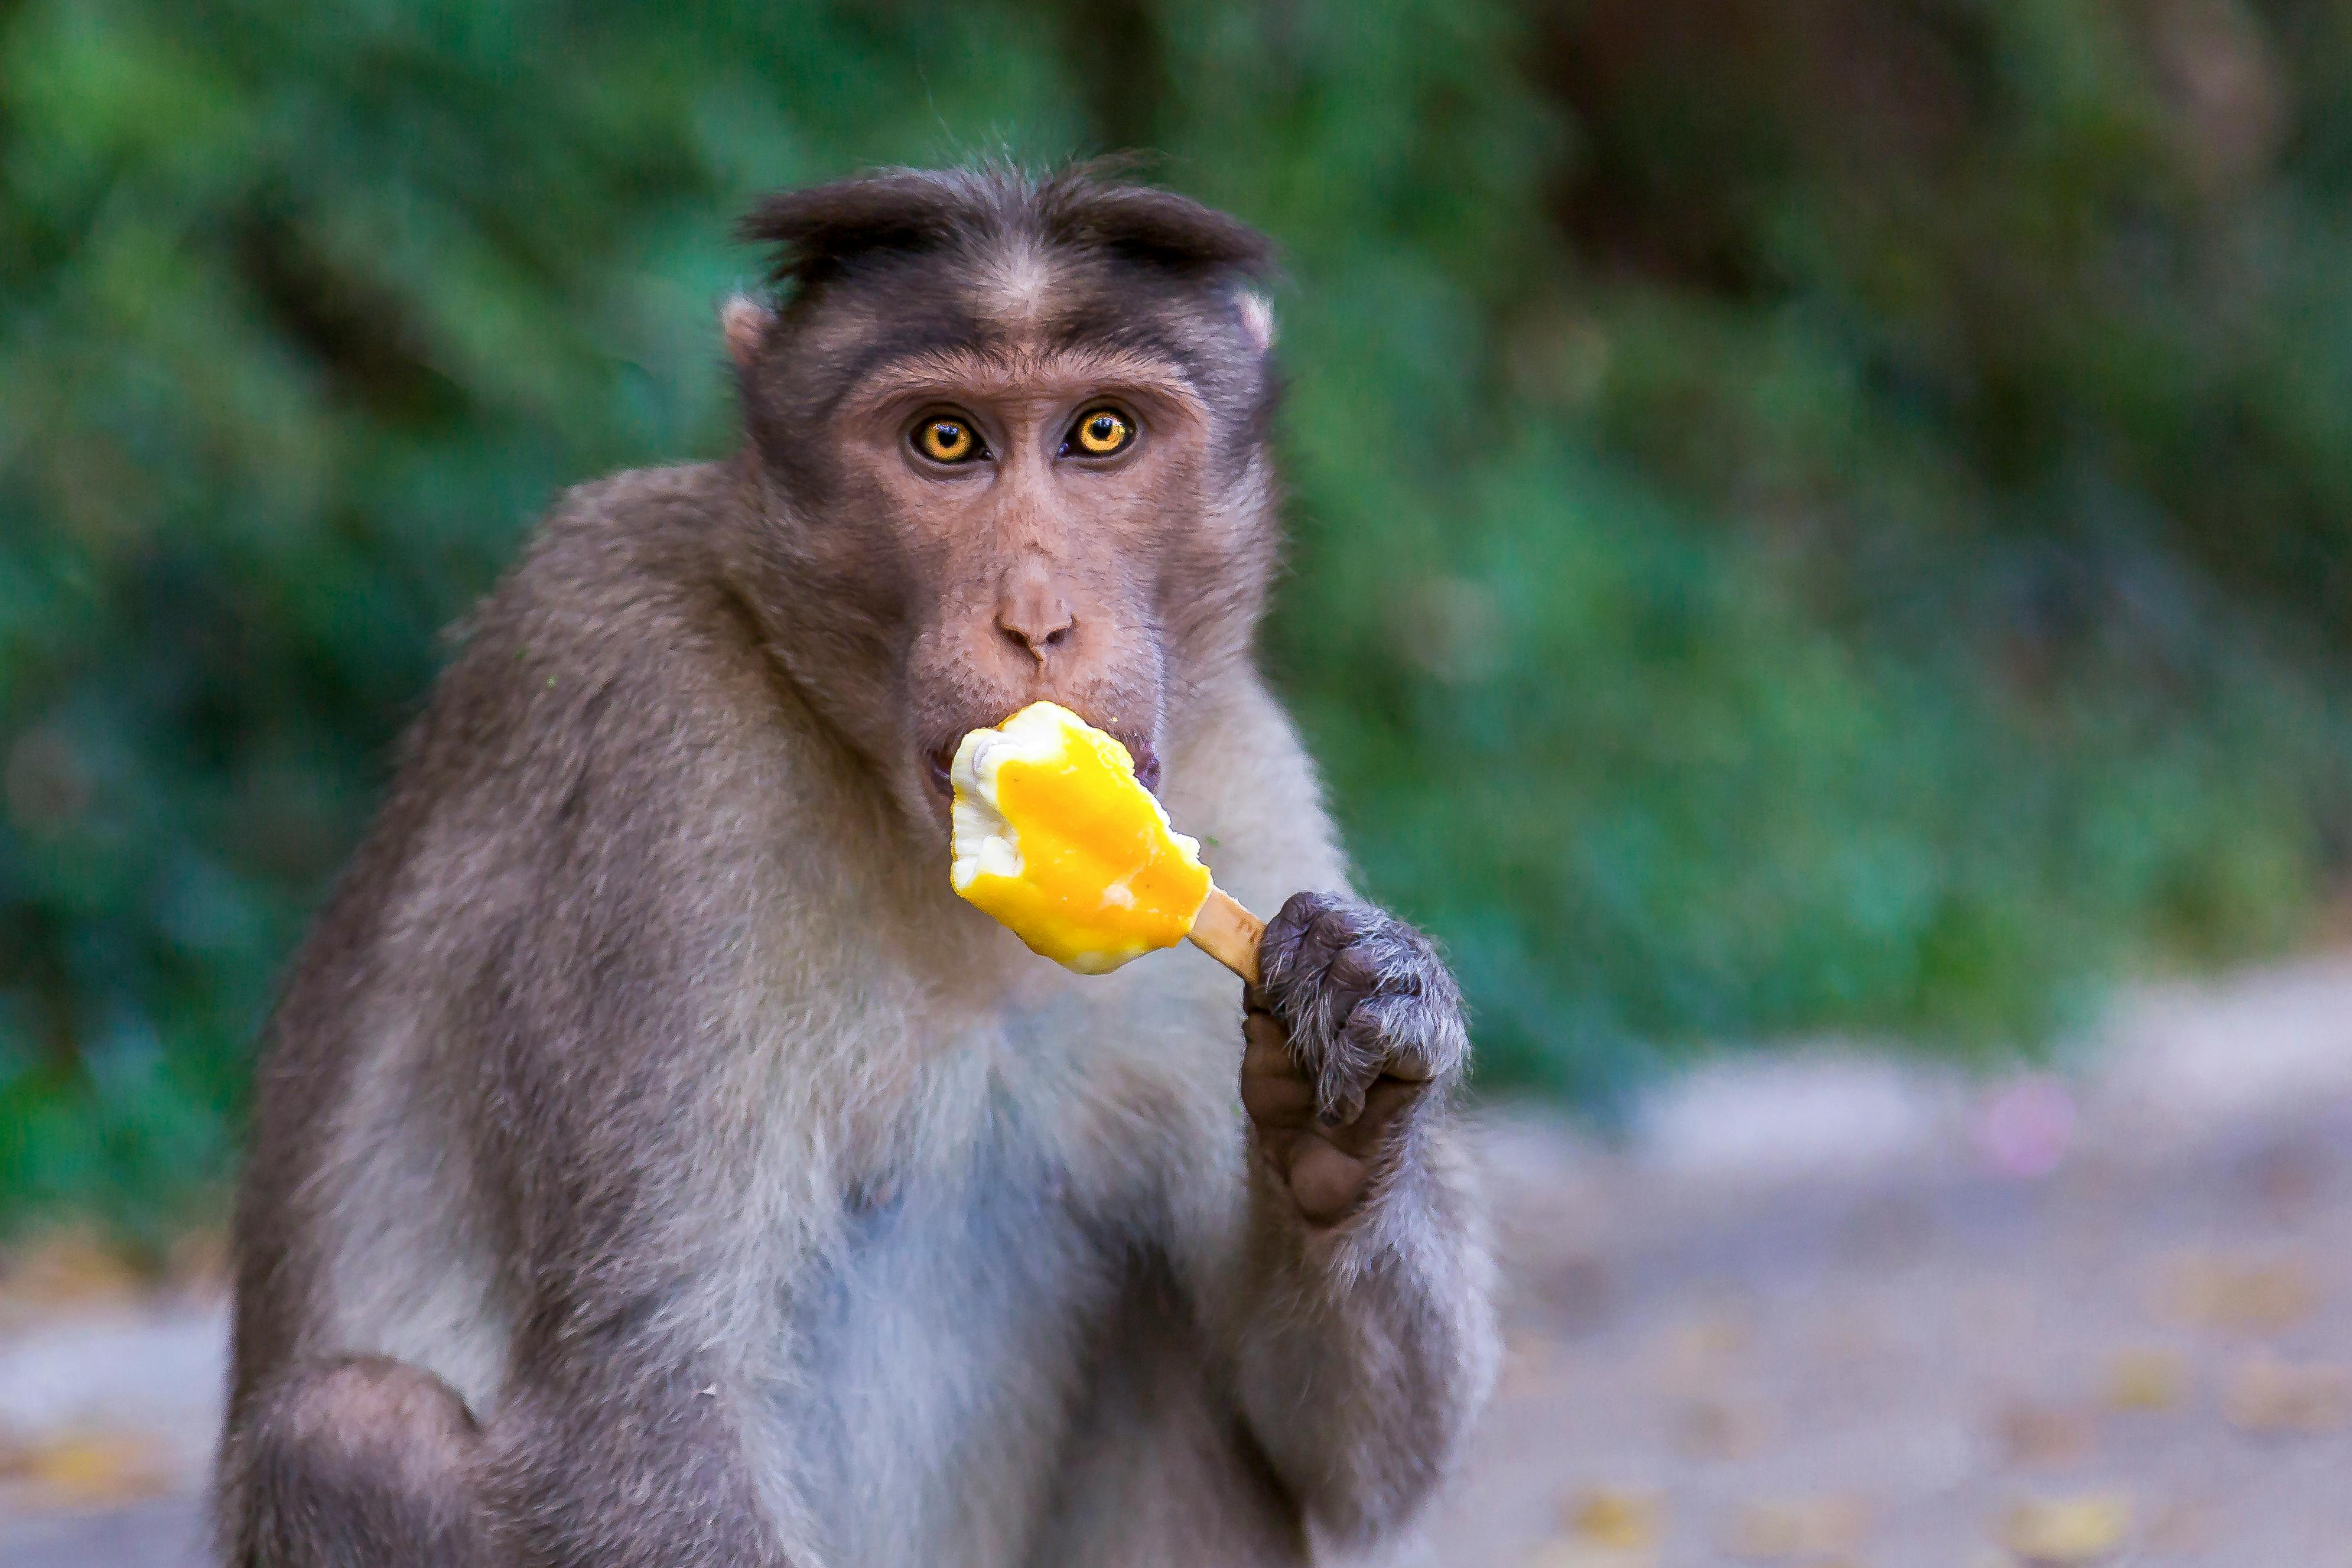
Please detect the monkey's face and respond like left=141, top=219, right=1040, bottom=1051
left=730, top=246, right=1278, bottom=838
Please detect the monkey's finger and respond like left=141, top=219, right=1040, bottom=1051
left=1241, top=1037, right=1317, bottom=1128
left=1242, top=1026, right=1310, bottom=1078
left=1241, top=1069, right=1316, bottom=1128
left=1342, top=992, right=1463, bottom=1084
left=1245, top=999, right=1330, bottom=1089
left=1312, top=1065, right=1369, bottom=1130
left=1321, top=1076, right=1426, bottom=1156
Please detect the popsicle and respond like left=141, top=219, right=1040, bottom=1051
left=948, top=702, right=1264, bottom=981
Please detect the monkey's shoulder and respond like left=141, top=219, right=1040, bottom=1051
left=324, top=458, right=887, bottom=988
left=465, top=460, right=755, bottom=672
left=397, top=460, right=798, bottom=791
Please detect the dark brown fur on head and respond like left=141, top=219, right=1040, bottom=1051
left=718, top=164, right=1283, bottom=832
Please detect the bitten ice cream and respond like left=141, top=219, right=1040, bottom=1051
left=948, top=702, right=1261, bottom=980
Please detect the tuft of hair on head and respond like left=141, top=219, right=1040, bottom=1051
left=734, top=160, right=1279, bottom=305
left=1030, top=162, right=1277, bottom=278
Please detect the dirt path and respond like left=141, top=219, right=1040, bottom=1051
left=7, top=958, right=2351, bottom=1566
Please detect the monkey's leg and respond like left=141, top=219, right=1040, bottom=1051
left=225, top=1355, right=489, bottom=1568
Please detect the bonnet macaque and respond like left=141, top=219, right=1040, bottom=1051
left=217, top=164, right=1497, bottom=1568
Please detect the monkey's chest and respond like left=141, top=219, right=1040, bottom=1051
left=762, top=1147, right=1122, bottom=1568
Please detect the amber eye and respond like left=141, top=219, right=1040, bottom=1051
left=1069, top=407, right=1135, bottom=457
left=915, top=417, right=981, bottom=464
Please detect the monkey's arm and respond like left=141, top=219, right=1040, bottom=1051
left=1221, top=893, right=1501, bottom=1550
left=1230, top=1111, right=1497, bottom=1551
left=429, top=639, right=823, bottom=1568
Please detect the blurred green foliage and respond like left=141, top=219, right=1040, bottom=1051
left=4, top=0, right=2349, bottom=1234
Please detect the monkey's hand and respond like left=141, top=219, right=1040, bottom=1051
left=1242, top=892, right=1468, bottom=1228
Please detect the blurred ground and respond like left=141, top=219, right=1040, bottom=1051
left=1436, top=956, right=2352, bottom=1566
left=5, top=958, right=2350, bottom=1567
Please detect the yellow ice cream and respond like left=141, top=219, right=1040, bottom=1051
left=949, top=702, right=1212, bottom=974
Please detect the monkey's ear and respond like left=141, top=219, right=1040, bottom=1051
left=721, top=293, right=775, bottom=369
left=1235, top=290, right=1277, bottom=356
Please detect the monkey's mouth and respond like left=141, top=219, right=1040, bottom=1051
left=923, top=726, right=1160, bottom=804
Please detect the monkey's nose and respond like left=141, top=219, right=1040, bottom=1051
left=996, top=579, right=1076, bottom=663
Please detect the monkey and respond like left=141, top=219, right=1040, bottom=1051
left=214, top=163, right=1498, bottom=1568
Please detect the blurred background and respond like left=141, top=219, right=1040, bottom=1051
left=11, top=0, right=2352, bottom=1236
left=4, top=4, right=2352, bottom=1561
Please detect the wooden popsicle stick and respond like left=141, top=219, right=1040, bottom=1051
left=1186, top=884, right=1264, bottom=986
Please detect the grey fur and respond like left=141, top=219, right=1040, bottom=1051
left=215, top=167, right=1496, bottom=1568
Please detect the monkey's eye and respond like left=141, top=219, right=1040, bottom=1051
left=914, top=417, right=983, bottom=464
left=1066, top=407, right=1135, bottom=458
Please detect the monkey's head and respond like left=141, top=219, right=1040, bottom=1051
left=721, top=165, right=1281, bottom=834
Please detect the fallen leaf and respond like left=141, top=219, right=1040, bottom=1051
left=0, top=1432, right=172, bottom=1506
left=1725, top=1495, right=1866, bottom=1558
left=1996, top=1401, right=2097, bottom=1468
left=1563, top=1486, right=1663, bottom=1551
left=2102, top=1347, right=2188, bottom=1413
left=2159, top=1253, right=2317, bottom=1333
left=1997, top=1494, right=2132, bottom=1564
left=2221, top=1357, right=2350, bottom=1433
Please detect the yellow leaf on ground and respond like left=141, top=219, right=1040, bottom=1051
left=0, top=1432, right=171, bottom=1506
left=2102, top=1347, right=2188, bottom=1412
left=1998, top=1494, right=2132, bottom=1563
left=1563, top=1486, right=1663, bottom=1550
